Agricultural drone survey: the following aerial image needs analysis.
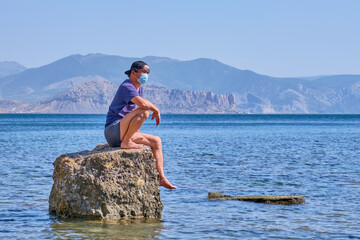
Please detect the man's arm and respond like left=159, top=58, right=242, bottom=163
left=131, top=96, right=160, bottom=126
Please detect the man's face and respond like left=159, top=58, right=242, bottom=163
left=132, top=65, right=150, bottom=78
left=137, top=65, right=150, bottom=75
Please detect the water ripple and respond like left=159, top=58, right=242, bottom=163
left=1, top=114, right=360, bottom=239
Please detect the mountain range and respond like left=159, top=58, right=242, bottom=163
left=0, top=53, right=359, bottom=113
left=1, top=80, right=237, bottom=114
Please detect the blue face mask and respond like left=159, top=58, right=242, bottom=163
left=138, top=73, right=148, bottom=85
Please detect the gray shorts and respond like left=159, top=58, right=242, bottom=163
left=104, top=120, right=121, bottom=147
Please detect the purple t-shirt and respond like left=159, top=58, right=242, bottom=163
left=105, top=79, right=143, bottom=127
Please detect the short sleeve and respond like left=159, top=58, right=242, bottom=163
left=119, top=82, right=140, bottom=103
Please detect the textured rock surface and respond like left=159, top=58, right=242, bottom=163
left=144, top=85, right=237, bottom=114
left=208, top=192, right=305, bottom=205
left=49, top=143, right=163, bottom=219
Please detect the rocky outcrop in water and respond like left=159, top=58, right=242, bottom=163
left=208, top=192, right=305, bottom=205
left=49, top=143, right=163, bottom=219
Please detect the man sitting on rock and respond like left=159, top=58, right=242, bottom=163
left=104, top=61, right=177, bottom=189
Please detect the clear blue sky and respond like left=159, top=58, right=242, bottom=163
left=0, top=0, right=359, bottom=77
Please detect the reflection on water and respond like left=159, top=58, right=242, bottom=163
left=51, top=218, right=164, bottom=239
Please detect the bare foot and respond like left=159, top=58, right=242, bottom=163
left=121, top=140, right=143, bottom=149
left=159, top=177, right=177, bottom=189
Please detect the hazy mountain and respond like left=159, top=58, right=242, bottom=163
left=0, top=100, right=29, bottom=113
left=0, top=61, right=26, bottom=78
left=0, top=54, right=133, bottom=102
left=12, top=80, right=238, bottom=114
left=0, top=53, right=302, bottom=102
left=235, top=74, right=360, bottom=113
left=0, top=53, right=359, bottom=113
left=295, top=75, right=330, bottom=81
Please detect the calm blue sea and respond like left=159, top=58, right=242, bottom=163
left=0, top=114, right=360, bottom=239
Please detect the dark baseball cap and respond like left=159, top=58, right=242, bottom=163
left=124, top=61, right=150, bottom=76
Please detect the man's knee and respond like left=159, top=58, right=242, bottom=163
left=153, top=135, right=162, bottom=147
left=136, top=109, right=149, bottom=120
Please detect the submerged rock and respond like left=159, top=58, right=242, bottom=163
left=49, top=143, right=163, bottom=219
left=208, top=192, right=305, bottom=205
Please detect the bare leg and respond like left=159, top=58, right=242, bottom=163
left=120, top=109, right=149, bottom=149
left=132, top=132, right=177, bottom=189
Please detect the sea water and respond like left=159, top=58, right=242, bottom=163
left=0, top=114, right=359, bottom=239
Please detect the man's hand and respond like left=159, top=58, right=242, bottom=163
left=151, top=109, right=161, bottom=127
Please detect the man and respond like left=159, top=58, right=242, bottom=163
left=104, top=61, right=177, bottom=189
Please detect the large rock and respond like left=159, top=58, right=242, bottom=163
left=49, top=143, right=163, bottom=219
